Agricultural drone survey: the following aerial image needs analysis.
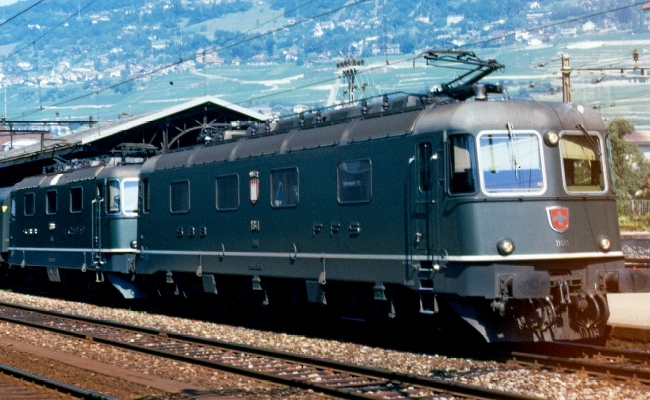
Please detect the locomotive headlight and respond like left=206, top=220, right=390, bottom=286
left=598, top=236, right=611, bottom=252
left=497, top=238, right=515, bottom=255
left=130, top=240, right=138, bottom=249
left=544, top=131, right=559, bottom=147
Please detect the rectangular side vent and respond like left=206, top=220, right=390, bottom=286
left=276, top=121, right=295, bottom=131
left=329, top=111, right=349, bottom=122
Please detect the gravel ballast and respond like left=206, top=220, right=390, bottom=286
left=0, top=291, right=647, bottom=400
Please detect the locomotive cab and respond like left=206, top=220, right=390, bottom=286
left=417, top=100, right=650, bottom=342
left=0, top=187, right=11, bottom=264
left=7, top=160, right=143, bottom=297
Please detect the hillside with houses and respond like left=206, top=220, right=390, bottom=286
left=0, top=0, right=644, bottom=97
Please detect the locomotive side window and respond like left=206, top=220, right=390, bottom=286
left=338, top=159, right=371, bottom=203
left=141, top=179, right=151, bottom=213
left=560, top=134, right=605, bottom=193
left=216, top=174, right=239, bottom=210
left=107, top=179, right=120, bottom=214
left=418, top=142, right=433, bottom=192
left=170, top=180, right=190, bottom=213
left=46, top=190, right=57, bottom=215
left=70, top=187, right=82, bottom=213
left=478, top=131, right=545, bottom=195
left=122, top=179, right=139, bottom=216
left=24, top=192, right=35, bottom=216
left=271, top=168, right=298, bottom=207
left=606, top=135, right=616, bottom=192
left=448, top=134, right=477, bottom=194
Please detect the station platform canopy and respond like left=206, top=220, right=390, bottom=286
left=0, top=96, right=268, bottom=187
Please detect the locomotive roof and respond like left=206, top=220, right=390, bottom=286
left=12, top=162, right=142, bottom=191
left=141, top=98, right=607, bottom=174
left=414, top=100, right=607, bottom=134
left=142, top=95, right=427, bottom=173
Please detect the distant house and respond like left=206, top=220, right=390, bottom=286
left=63, top=71, right=80, bottom=82
left=204, top=52, right=224, bottom=65
left=104, top=67, right=122, bottom=78
left=527, top=12, right=545, bottom=21
left=0, top=128, right=53, bottom=152
left=17, top=61, right=32, bottom=71
left=318, top=21, right=335, bottom=30
left=151, top=41, right=167, bottom=50
left=385, top=44, right=400, bottom=55
left=56, top=61, right=71, bottom=73
left=626, top=130, right=650, bottom=160
left=446, top=14, right=464, bottom=26
left=561, top=27, right=578, bottom=36
left=583, top=20, right=596, bottom=32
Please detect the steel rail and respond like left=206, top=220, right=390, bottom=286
left=0, top=361, right=117, bottom=400
left=543, top=342, right=650, bottom=364
left=0, top=301, right=539, bottom=400
left=509, top=342, right=650, bottom=384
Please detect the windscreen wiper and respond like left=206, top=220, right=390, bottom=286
left=576, top=123, right=601, bottom=156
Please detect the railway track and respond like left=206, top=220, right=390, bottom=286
left=507, top=342, right=650, bottom=384
left=0, top=360, right=116, bottom=399
left=0, top=301, right=537, bottom=400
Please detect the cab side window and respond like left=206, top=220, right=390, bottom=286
left=70, top=187, right=82, bottom=213
left=271, top=168, right=298, bottom=207
left=418, top=142, right=433, bottom=192
left=140, top=179, right=151, bottom=213
left=170, top=180, right=190, bottom=213
left=46, top=190, right=57, bottom=215
left=107, top=179, right=120, bottom=215
left=216, top=174, right=239, bottom=210
left=338, top=159, right=371, bottom=203
left=448, top=134, right=477, bottom=194
left=24, top=193, right=35, bottom=216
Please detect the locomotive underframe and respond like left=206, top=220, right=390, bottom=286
left=123, top=250, right=650, bottom=342
left=432, top=258, right=650, bottom=342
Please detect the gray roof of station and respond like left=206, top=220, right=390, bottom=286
left=0, top=95, right=268, bottom=186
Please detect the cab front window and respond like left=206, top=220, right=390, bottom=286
left=561, top=134, right=605, bottom=193
left=478, top=131, right=545, bottom=195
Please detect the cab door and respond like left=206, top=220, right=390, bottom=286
left=408, top=139, right=440, bottom=313
left=91, top=182, right=105, bottom=268
left=410, top=141, right=436, bottom=264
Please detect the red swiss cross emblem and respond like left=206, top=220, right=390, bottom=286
left=546, top=206, right=569, bottom=233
